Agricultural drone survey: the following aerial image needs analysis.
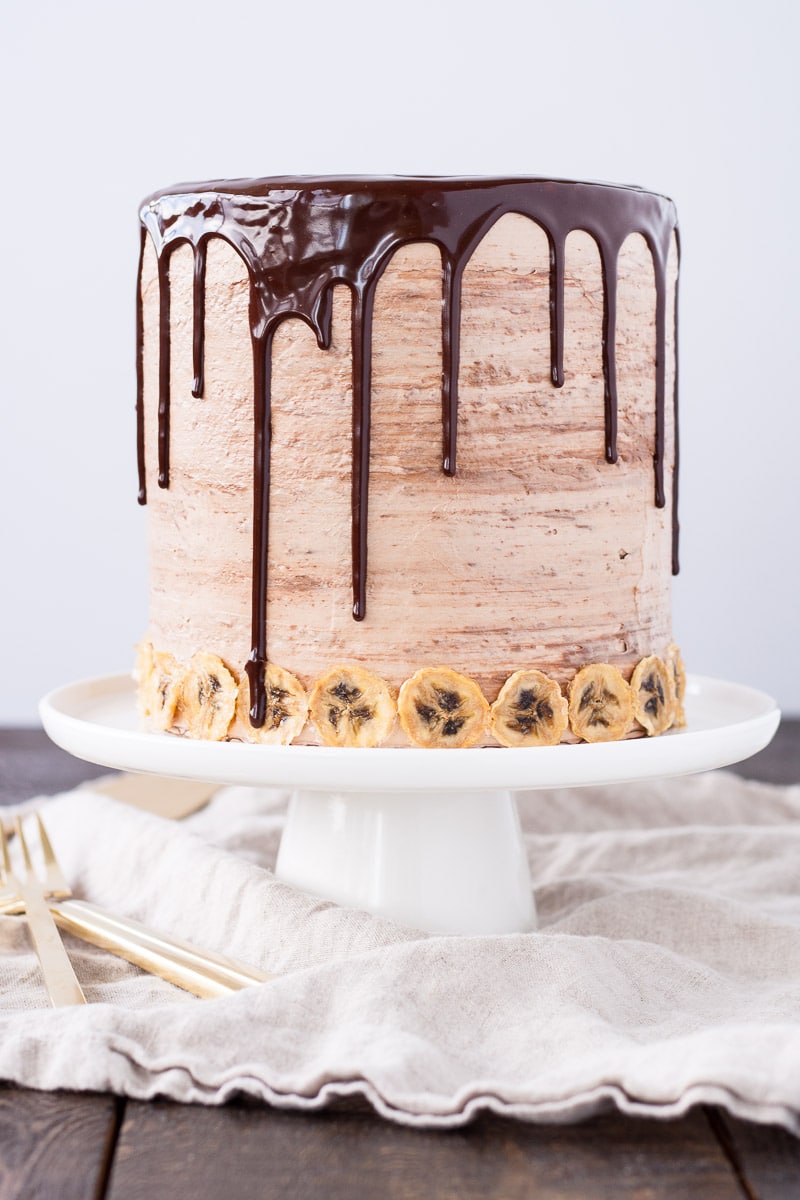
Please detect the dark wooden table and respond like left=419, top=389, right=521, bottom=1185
left=1, top=724, right=799, bottom=1200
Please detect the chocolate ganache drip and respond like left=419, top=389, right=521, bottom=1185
left=137, top=176, right=680, bottom=727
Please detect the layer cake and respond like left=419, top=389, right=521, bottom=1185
left=134, top=176, right=682, bottom=747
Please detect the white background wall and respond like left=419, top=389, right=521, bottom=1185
left=1, top=0, right=798, bottom=723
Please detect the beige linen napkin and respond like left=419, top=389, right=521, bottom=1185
left=1, top=771, right=800, bottom=1131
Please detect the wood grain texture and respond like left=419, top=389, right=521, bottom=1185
left=0, top=1085, right=120, bottom=1200
left=108, top=1102, right=742, bottom=1200
left=728, top=719, right=800, bottom=786
left=0, top=729, right=110, bottom=807
left=714, top=1113, right=800, bottom=1200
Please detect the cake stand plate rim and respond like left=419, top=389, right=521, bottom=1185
left=38, top=672, right=780, bottom=793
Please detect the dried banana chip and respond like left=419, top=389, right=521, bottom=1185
left=309, top=664, right=396, bottom=748
left=182, top=652, right=237, bottom=740
left=136, top=642, right=183, bottom=732
left=490, top=669, right=568, bottom=747
left=631, top=655, right=676, bottom=736
left=666, top=642, right=687, bottom=728
left=236, top=662, right=309, bottom=744
left=133, top=639, right=153, bottom=688
left=568, top=663, right=633, bottom=743
left=398, top=666, right=489, bottom=749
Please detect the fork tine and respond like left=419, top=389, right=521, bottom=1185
left=15, top=818, right=34, bottom=873
left=11, top=817, right=86, bottom=1006
left=0, top=822, right=11, bottom=878
left=0, top=825, right=23, bottom=914
left=34, top=814, right=71, bottom=899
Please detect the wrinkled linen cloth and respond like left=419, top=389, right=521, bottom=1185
left=1, top=770, right=800, bottom=1131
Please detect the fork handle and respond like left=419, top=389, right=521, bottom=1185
left=50, top=899, right=271, bottom=1000
left=19, top=883, right=87, bottom=1007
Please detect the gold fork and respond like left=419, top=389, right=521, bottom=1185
left=0, top=820, right=86, bottom=1006
left=4, top=814, right=271, bottom=1000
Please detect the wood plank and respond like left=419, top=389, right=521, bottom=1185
left=713, top=1112, right=800, bottom=1200
left=107, top=1101, right=743, bottom=1200
left=0, top=730, right=110, bottom=807
left=732, top=718, right=800, bottom=786
left=0, top=1085, right=121, bottom=1200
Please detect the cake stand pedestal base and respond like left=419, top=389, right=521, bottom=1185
left=275, top=789, right=535, bottom=934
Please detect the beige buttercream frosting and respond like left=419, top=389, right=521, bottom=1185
left=139, top=212, right=678, bottom=745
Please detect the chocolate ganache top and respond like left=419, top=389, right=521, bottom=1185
left=136, top=176, right=680, bottom=726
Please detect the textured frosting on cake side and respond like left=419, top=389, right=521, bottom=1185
left=135, top=176, right=680, bottom=746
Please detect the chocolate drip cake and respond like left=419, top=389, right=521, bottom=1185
left=134, top=176, right=684, bottom=747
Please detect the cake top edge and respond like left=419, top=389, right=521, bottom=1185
left=142, top=175, right=676, bottom=211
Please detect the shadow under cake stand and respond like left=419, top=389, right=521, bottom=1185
left=40, top=674, right=779, bottom=935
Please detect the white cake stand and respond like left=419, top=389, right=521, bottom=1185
left=40, top=673, right=779, bottom=935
